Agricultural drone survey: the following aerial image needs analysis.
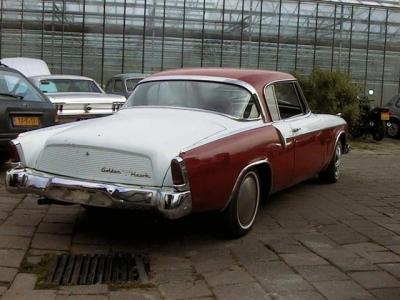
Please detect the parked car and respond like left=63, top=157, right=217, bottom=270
left=29, top=75, right=126, bottom=123
left=105, top=73, right=148, bottom=98
left=0, top=64, right=56, bottom=163
left=6, top=68, right=349, bottom=237
left=386, top=94, right=400, bottom=138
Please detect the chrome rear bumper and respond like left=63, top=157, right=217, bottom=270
left=6, top=168, right=191, bottom=219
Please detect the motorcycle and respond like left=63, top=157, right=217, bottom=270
left=349, top=101, right=390, bottom=141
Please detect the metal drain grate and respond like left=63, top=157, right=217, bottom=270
left=45, top=253, right=149, bottom=285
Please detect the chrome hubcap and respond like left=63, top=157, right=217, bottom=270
left=334, top=144, right=342, bottom=179
left=236, top=171, right=260, bottom=229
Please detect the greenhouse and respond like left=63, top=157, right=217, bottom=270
left=0, top=0, right=399, bottom=105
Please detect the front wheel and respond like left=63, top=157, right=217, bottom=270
left=222, top=169, right=260, bottom=238
left=319, top=141, right=342, bottom=184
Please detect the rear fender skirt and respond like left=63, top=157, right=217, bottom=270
left=221, top=159, right=272, bottom=211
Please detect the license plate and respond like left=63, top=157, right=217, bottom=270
left=381, top=112, right=390, bottom=121
left=48, top=187, right=112, bottom=207
left=12, top=116, right=40, bottom=127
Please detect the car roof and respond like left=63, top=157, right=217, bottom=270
left=30, top=74, right=97, bottom=81
left=109, top=73, right=149, bottom=80
left=150, top=68, right=295, bottom=89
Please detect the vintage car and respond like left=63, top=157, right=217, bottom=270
left=0, top=64, right=56, bottom=163
left=29, top=75, right=126, bottom=123
left=105, top=73, right=149, bottom=98
left=6, top=68, right=349, bottom=237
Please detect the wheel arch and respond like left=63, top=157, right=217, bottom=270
left=221, top=159, right=272, bottom=212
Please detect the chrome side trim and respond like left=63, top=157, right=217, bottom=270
left=221, top=159, right=272, bottom=211
left=6, top=168, right=192, bottom=219
left=138, top=75, right=268, bottom=122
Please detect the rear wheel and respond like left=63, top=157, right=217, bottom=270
left=319, top=141, right=342, bottom=184
left=387, top=119, right=400, bottom=138
left=222, top=170, right=260, bottom=238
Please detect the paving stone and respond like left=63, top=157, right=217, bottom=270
left=153, top=267, right=196, bottom=284
left=313, top=280, right=374, bottom=300
left=350, top=271, right=400, bottom=289
left=259, top=273, right=314, bottom=292
left=43, top=213, right=77, bottom=224
left=388, top=245, right=400, bottom=255
left=330, top=257, right=378, bottom=272
left=0, top=286, right=7, bottom=296
left=31, top=233, right=71, bottom=251
left=4, top=213, right=43, bottom=227
left=203, top=265, right=254, bottom=287
left=272, top=290, right=325, bottom=300
left=343, top=242, right=387, bottom=253
left=213, top=282, right=271, bottom=300
left=159, top=280, right=212, bottom=300
left=0, top=225, right=35, bottom=237
left=0, top=235, right=30, bottom=250
left=0, top=266, right=18, bottom=282
left=59, top=284, right=108, bottom=295
left=55, top=295, right=106, bottom=300
left=0, top=249, right=25, bottom=268
left=295, top=265, right=349, bottom=282
left=37, top=223, right=74, bottom=235
left=359, top=251, right=400, bottom=263
left=152, top=255, right=192, bottom=272
left=244, top=261, right=294, bottom=279
left=70, top=244, right=110, bottom=255
left=371, top=288, right=400, bottom=300
left=10, top=273, right=37, bottom=290
left=109, top=290, right=161, bottom=300
left=229, top=239, right=279, bottom=264
left=2, top=289, right=57, bottom=300
left=191, top=249, right=236, bottom=273
left=378, top=263, right=400, bottom=278
left=281, top=253, right=328, bottom=266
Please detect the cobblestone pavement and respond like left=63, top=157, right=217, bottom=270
left=0, top=140, right=400, bottom=300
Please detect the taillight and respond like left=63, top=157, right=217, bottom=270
left=8, top=141, right=20, bottom=163
left=171, top=157, right=189, bottom=189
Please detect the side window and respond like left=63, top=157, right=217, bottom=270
left=114, top=79, right=123, bottom=93
left=105, top=80, right=114, bottom=93
left=265, top=85, right=280, bottom=121
left=274, top=82, right=305, bottom=119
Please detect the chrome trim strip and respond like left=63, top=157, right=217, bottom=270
left=221, top=159, right=272, bottom=212
left=6, top=168, right=192, bottom=219
left=138, top=75, right=268, bottom=122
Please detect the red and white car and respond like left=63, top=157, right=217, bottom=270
left=6, top=68, right=349, bottom=237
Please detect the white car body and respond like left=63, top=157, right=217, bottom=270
left=30, top=75, right=126, bottom=122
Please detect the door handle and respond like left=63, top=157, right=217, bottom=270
left=292, top=127, right=301, bottom=133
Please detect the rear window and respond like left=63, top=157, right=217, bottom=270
left=40, top=79, right=102, bottom=93
left=0, top=70, right=44, bottom=102
left=126, top=80, right=260, bottom=120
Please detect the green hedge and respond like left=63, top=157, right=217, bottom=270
left=294, top=69, right=360, bottom=126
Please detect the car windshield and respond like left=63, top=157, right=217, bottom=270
left=39, top=79, right=102, bottom=93
left=0, top=70, right=45, bottom=102
left=125, top=80, right=260, bottom=120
